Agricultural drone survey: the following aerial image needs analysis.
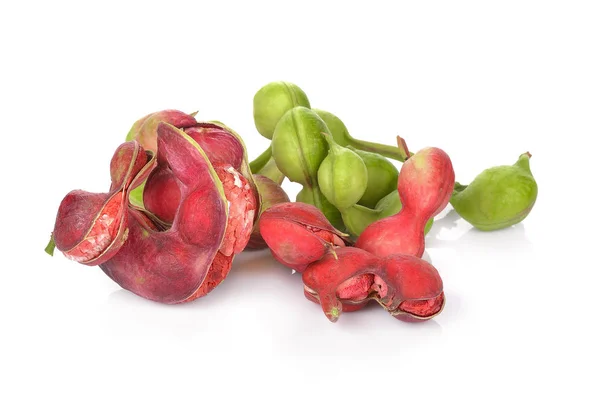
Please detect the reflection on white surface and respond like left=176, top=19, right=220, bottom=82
left=428, top=209, right=534, bottom=254
left=104, top=246, right=447, bottom=356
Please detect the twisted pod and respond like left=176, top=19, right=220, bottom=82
left=49, top=123, right=258, bottom=303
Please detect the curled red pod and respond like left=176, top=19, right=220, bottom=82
left=186, top=123, right=245, bottom=170
left=138, top=116, right=259, bottom=229
left=125, top=109, right=198, bottom=153
left=52, top=141, right=148, bottom=265
left=49, top=123, right=258, bottom=303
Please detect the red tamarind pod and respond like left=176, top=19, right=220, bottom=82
left=50, top=123, right=257, bottom=303
left=259, top=202, right=350, bottom=272
left=356, top=145, right=455, bottom=258
left=126, top=109, right=198, bottom=153
left=302, top=247, right=445, bottom=323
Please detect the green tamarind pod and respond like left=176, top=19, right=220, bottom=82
left=271, top=107, right=328, bottom=185
left=313, top=109, right=410, bottom=162
left=450, top=152, right=537, bottom=231
left=318, top=133, right=368, bottom=210
left=313, top=109, right=351, bottom=146
left=253, top=81, right=310, bottom=140
left=255, top=155, right=285, bottom=185
left=250, top=81, right=311, bottom=185
left=296, top=187, right=344, bottom=231
left=341, top=190, right=434, bottom=237
left=271, top=106, right=344, bottom=228
left=348, top=148, right=399, bottom=208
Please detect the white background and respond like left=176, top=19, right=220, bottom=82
left=1, top=1, right=599, bottom=396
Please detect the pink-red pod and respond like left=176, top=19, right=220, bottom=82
left=302, top=247, right=445, bottom=323
left=126, top=110, right=245, bottom=171
left=128, top=111, right=259, bottom=229
left=356, top=146, right=455, bottom=258
left=186, top=123, right=245, bottom=170
left=50, top=123, right=257, bottom=303
left=378, top=255, right=445, bottom=322
left=259, top=202, right=350, bottom=272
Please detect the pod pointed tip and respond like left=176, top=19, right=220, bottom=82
left=321, top=296, right=342, bottom=323
left=396, top=136, right=410, bottom=159
left=326, top=307, right=340, bottom=322
left=516, top=152, right=533, bottom=172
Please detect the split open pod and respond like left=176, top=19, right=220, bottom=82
left=48, top=122, right=258, bottom=303
left=302, top=247, right=445, bottom=323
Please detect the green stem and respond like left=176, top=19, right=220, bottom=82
left=348, top=136, right=410, bottom=162
left=310, top=185, right=323, bottom=211
left=45, top=235, right=56, bottom=256
left=249, top=146, right=272, bottom=174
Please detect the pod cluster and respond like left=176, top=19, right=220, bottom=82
left=46, top=82, right=538, bottom=325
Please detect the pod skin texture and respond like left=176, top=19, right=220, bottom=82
left=450, top=152, right=537, bottom=231
left=51, top=123, right=257, bottom=303
left=302, top=247, right=445, bottom=323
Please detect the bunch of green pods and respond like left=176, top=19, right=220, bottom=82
left=270, top=106, right=344, bottom=229
left=249, top=81, right=538, bottom=236
left=317, top=134, right=433, bottom=237
left=250, top=81, right=415, bottom=233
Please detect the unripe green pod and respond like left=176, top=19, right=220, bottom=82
left=313, top=109, right=351, bottom=147
left=253, top=82, right=310, bottom=140
left=450, top=152, right=537, bottom=231
left=318, top=133, right=368, bottom=210
left=255, top=155, right=285, bottom=185
left=376, top=189, right=404, bottom=218
left=297, top=186, right=345, bottom=231
left=348, top=148, right=399, bottom=208
left=341, top=190, right=433, bottom=237
left=271, top=107, right=328, bottom=185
